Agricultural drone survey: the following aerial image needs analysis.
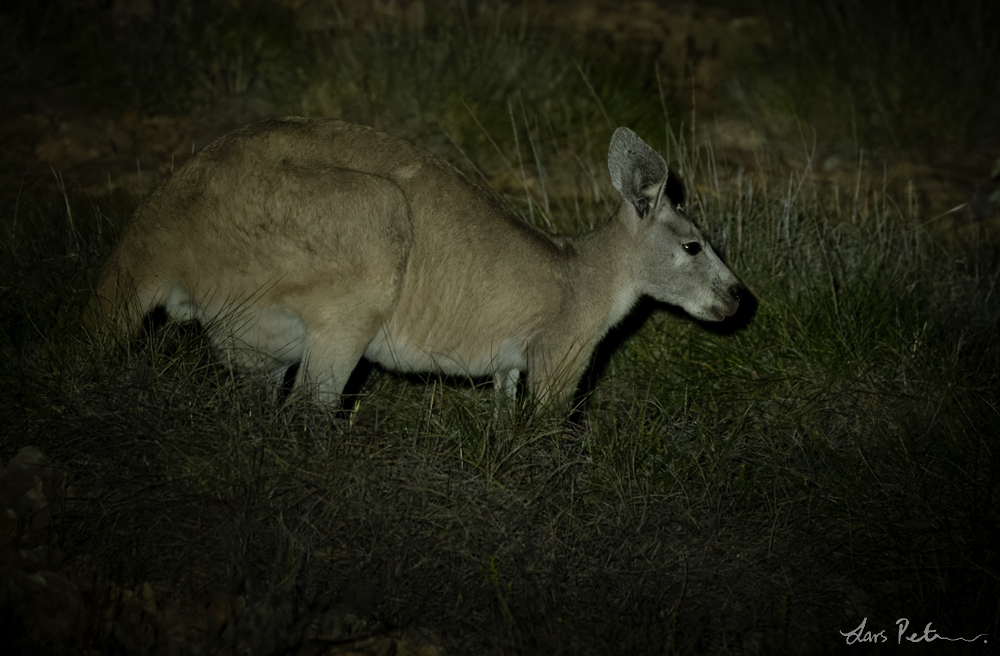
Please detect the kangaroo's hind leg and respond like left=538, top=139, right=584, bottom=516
left=293, top=300, right=386, bottom=408
left=272, top=168, right=412, bottom=408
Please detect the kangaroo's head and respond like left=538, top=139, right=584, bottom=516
left=608, top=127, right=744, bottom=322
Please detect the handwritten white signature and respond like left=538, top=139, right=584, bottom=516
left=840, top=617, right=988, bottom=645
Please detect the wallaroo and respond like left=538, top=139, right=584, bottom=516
left=94, top=117, right=745, bottom=413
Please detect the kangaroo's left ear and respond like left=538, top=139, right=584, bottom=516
left=608, top=128, right=668, bottom=219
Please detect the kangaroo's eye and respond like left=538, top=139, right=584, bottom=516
left=683, top=242, right=702, bottom=256
left=636, top=198, right=649, bottom=218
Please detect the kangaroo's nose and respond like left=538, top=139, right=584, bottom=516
left=729, top=285, right=745, bottom=302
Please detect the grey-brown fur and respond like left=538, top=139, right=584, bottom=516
left=95, top=117, right=744, bottom=411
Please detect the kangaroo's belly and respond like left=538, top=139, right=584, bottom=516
left=364, top=325, right=527, bottom=378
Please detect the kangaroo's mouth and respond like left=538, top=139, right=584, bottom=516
left=706, top=297, right=740, bottom=322
left=692, top=305, right=730, bottom=322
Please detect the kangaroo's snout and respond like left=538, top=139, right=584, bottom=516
left=704, top=283, right=742, bottom=322
left=719, top=284, right=746, bottom=319
left=95, top=118, right=746, bottom=414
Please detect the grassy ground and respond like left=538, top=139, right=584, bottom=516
left=1, top=1, right=998, bottom=654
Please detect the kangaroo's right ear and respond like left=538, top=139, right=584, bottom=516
left=608, top=127, right=668, bottom=219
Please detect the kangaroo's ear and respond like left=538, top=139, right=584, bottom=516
left=608, top=128, right=668, bottom=218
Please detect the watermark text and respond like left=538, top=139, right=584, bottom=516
left=840, top=618, right=987, bottom=646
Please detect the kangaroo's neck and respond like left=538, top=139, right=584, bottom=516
left=570, top=208, right=641, bottom=338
